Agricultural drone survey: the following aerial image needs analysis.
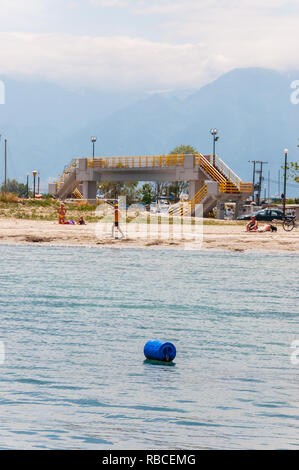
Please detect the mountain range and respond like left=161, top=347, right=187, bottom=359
left=0, top=68, right=298, bottom=196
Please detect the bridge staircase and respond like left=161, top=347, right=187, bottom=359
left=51, top=154, right=252, bottom=217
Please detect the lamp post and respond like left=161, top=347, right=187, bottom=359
left=91, top=136, right=97, bottom=158
left=282, top=149, right=288, bottom=218
left=32, top=170, right=37, bottom=199
left=37, top=172, right=40, bottom=195
left=26, top=173, right=30, bottom=198
left=210, top=128, right=219, bottom=166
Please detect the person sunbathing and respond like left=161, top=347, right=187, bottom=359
left=77, top=216, right=86, bottom=225
left=246, top=216, right=258, bottom=232
left=258, top=224, right=277, bottom=232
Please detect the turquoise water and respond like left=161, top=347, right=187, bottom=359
left=0, top=244, right=298, bottom=449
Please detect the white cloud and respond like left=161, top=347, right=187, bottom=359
left=0, top=1, right=298, bottom=91
left=88, top=0, right=128, bottom=7
left=133, top=0, right=299, bottom=15
left=0, top=0, right=46, bottom=26
left=0, top=32, right=213, bottom=90
left=0, top=29, right=298, bottom=92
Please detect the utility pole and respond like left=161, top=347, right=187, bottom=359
left=248, top=160, right=256, bottom=201
left=257, top=161, right=268, bottom=206
left=32, top=170, right=37, bottom=199
left=268, top=170, right=270, bottom=201
left=249, top=160, right=268, bottom=205
left=4, top=139, right=7, bottom=193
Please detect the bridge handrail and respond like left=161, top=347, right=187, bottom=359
left=170, top=183, right=208, bottom=216
left=56, top=158, right=78, bottom=190
left=87, top=154, right=185, bottom=169
left=190, top=183, right=208, bottom=207
left=194, top=154, right=227, bottom=184
left=214, top=155, right=242, bottom=188
left=55, top=154, right=252, bottom=196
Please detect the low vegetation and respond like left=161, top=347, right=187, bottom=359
left=0, top=195, right=100, bottom=222
left=0, top=193, right=249, bottom=225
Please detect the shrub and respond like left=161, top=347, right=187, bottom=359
left=0, top=192, right=19, bottom=203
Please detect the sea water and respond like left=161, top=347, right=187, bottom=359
left=0, top=244, right=298, bottom=449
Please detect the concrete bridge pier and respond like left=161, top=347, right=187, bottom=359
left=189, top=179, right=204, bottom=200
left=234, top=201, right=243, bottom=220
left=82, top=181, right=97, bottom=201
left=216, top=201, right=225, bottom=219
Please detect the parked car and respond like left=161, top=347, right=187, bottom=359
left=237, top=209, right=292, bottom=221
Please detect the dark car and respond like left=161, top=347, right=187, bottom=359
left=237, top=208, right=291, bottom=221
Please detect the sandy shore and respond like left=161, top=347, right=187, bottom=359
left=0, top=218, right=298, bottom=252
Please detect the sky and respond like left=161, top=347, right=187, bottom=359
left=0, top=0, right=298, bottom=91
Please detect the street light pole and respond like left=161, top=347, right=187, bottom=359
left=32, top=170, right=37, bottom=199
left=91, top=136, right=97, bottom=159
left=210, top=129, right=219, bottom=166
left=282, top=149, right=288, bottom=218
left=26, top=173, right=30, bottom=198
left=37, top=172, right=40, bottom=195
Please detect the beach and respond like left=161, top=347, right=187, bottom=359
left=0, top=218, right=298, bottom=251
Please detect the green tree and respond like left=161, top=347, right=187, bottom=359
left=0, top=179, right=28, bottom=197
left=286, top=161, right=299, bottom=183
left=167, top=181, right=188, bottom=201
left=170, top=144, right=197, bottom=155
left=98, top=181, right=139, bottom=205
left=166, top=145, right=197, bottom=201
left=141, top=183, right=155, bottom=205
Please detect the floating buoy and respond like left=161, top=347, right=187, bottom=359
left=144, top=340, right=176, bottom=362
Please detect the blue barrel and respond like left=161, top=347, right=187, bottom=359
left=144, top=340, right=176, bottom=362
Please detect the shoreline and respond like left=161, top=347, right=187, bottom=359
left=0, top=218, right=298, bottom=252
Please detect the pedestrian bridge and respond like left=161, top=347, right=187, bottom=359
left=48, top=153, right=252, bottom=217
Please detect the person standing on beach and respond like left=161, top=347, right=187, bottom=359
left=112, top=203, right=125, bottom=239
left=58, top=203, right=66, bottom=224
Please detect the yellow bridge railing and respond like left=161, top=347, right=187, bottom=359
left=72, top=187, right=83, bottom=199
left=56, top=154, right=252, bottom=197
left=203, top=155, right=242, bottom=188
left=87, top=154, right=185, bottom=169
left=56, top=158, right=78, bottom=190
left=169, top=183, right=208, bottom=216
left=191, top=183, right=208, bottom=207
left=194, top=154, right=227, bottom=184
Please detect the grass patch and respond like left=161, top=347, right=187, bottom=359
left=0, top=197, right=248, bottom=227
